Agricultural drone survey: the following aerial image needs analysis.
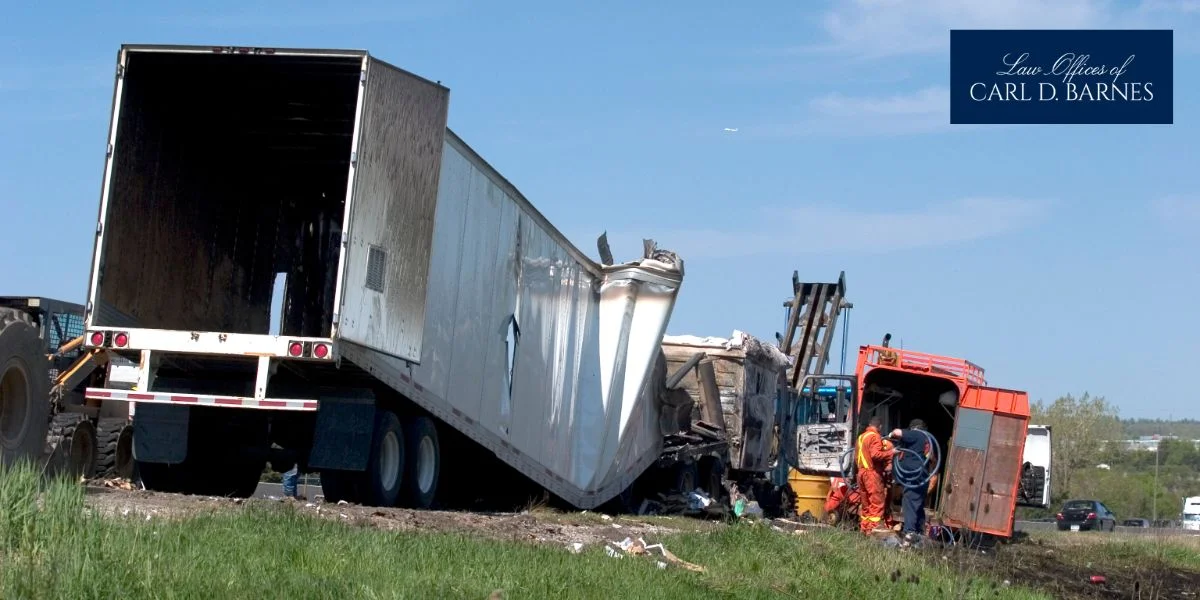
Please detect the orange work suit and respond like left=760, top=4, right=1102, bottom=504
left=824, top=476, right=860, bottom=522
left=856, top=425, right=894, bottom=534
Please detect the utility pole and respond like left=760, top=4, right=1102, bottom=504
left=1153, top=437, right=1161, bottom=524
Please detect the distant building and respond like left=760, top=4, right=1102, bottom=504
left=1116, top=435, right=1200, bottom=452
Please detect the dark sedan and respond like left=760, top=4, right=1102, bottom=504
left=1056, top=499, right=1117, bottom=532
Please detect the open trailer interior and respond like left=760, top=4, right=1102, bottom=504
left=92, top=50, right=363, bottom=339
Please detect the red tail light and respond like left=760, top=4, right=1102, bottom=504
left=313, top=343, right=330, bottom=359
left=89, top=331, right=105, bottom=346
left=1055, top=513, right=1063, bottom=520
left=288, top=342, right=303, bottom=357
left=113, top=332, right=129, bottom=348
left=1087, top=512, right=1097, bottom=520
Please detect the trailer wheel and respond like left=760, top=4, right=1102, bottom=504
left=699, top=455, right=727, bottom=502
left=362, top=409, right=405, bottom=507
left=0, top=309, right=50, bottom=469
left=134, top=461, right=182, bottom=493
left=399, top=415, right=440, bottom=509
left=318, top=469, right=359, bottom=504
left=674, top=460, right=699, bottom=495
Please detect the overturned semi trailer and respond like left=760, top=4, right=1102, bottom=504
left=79, top=44, right=684, bottom=510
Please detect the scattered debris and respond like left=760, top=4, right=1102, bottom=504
left=603, top=536, right=706, bottom=572
left=687, top=489, right=714, bottom=510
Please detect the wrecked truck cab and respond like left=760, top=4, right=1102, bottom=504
left=853, top=344, right=1042, bottom=538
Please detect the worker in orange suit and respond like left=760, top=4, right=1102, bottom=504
left=880, top=437, right=899, bottom=530
left=855, top=415, right=895, bottom=534
left=824, top=476, right=860, bottom=524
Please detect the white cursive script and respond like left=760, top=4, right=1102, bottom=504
left=995, top=52, right=1135, bottom=84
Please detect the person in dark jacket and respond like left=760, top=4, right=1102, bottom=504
left=889, top=419, right=932, bottom=541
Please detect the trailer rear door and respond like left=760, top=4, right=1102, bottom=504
left=334, top=56, right=449, bottom=362
left=938, top=386, right=1030, bottom=537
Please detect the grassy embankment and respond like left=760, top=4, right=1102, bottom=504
left=0, top=460, right=1067, bottom=599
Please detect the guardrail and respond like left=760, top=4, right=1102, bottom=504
left=1014, top=520, right=1199, bottom=536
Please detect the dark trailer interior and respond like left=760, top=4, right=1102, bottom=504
left=93, top=49, right=363, bottom=338
left=858, top=362, right=963, bottom=512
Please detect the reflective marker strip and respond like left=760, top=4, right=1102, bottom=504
left=85, top=388, right=318, bottom=411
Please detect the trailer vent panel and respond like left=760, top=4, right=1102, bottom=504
left=365, top=245, right=387, bottom=293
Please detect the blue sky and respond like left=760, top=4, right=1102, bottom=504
left=1, top=0, right=1197, bottom=418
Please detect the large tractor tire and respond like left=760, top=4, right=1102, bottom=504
left=96, top=417, right=134, bottom=479
left=46, top=412, right=98, bottom=479
left=0, top=308, right=51, bottom=469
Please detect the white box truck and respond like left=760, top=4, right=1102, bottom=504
left=1183, top=496, right=1200, bottom=531
left=78, top=44, right=686, bottom=509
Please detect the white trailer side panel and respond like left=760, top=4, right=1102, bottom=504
left=336, top=57, right=450, bottom=362
left=341, top=132, right=683, bottom=508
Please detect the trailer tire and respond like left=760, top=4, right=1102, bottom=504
left=399, top=415, right=440, bottom=509
left=322, top=409, right=406, bottom=507
left=699, top=455, right=727, bottom=502
left=318, top=469, right=359, bottom=504
left=674, top=460, right=699, bottom=495
left=135, top=460, right=182, bottom=493
left=363, top=410, right=405, bottom=506
left=0, top=309, right=51, bottom=469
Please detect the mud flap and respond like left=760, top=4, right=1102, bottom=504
left=308, top=389, right=376, bottom=471
left=132, top=403, right=189, bottom=464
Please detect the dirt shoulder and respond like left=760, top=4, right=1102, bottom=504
left=83, top=484, right=717, bottom=550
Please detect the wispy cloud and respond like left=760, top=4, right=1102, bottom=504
left=742, top=86, right=1007, bottom=138
left=158, top=0, right=463, bottom=29
left=783, top=0, right=1176, bottom=60
left=1151, top=195, right=1200, bottom=223
left=0, top=60, right=112, bottom=93
left=588, top=197, right=1048, bottom=260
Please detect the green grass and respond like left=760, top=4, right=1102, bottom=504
left=0, top=461, right=1048, bottom=600
left=1023, top=530, right=1200, bottom=573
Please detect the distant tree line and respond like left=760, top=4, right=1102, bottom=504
left=1022, top=393, right=1199, bottom=522
left=1122, top=418, right=1200, bottom=440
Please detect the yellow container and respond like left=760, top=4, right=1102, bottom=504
left=788, top=469, right=831, bottom=519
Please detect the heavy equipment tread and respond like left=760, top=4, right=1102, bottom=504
left=1, top=312, right=51, bottom=468
left=95, top=417, right=131, bottom=477
left=0, top=307, right=35, bottom=330
left=46, top=412, right=98, bottom=479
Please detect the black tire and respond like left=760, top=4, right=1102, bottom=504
left=318, top=468, right=360, bottom=504
left=46, top=413, right=98, bottom=480
left=135, top=460, right=183, bottom=493
left=699, top=455, right=727, bottom=502
left=674, top=459, right=699, bottom=495
left=0, top=308, right=51, bottom=469
left=399, top=415, right=441, bottom=509
left=95, top=417, right=134, bottom=479
left=319, top=409, right=405, bottom=507
left=362, top=410, right=405, bottom=507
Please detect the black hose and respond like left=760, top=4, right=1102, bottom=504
left=891, top=429, right=942, bottom=490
